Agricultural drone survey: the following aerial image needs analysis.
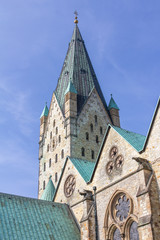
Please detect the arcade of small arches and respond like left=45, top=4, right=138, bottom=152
left=104, top=191, right=139, bottom=240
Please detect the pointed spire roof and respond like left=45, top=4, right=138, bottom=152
left=108, top=95, right=119, bottom=110
left=40, top=103, right=49, bottom=118
left=64, top=81, right=77, bottom=95
left=41, top=176, right=55, bottom=201
left=55, top=24, right=108, bottom=114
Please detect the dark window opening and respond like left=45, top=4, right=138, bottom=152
left=61, top=149, right=64, bottom=159
left=47, top=144, right=49, bottom=152
left=90, top=124, right=93, bottom=132
left=50, top=132, right=52, bottom=139
left=43, top=181, right=45, bottom=190
left=55, top=154, right=58, bottom=163
left=49, top=158, right=51, bottom=168
left=53, top=120, right=55, bottom=127
left=91, top=150, right=95, bottom=160
left=59, top=135, right=61, bottom=143
left=56, top=127, right=58, bottom=135
left=100, top=127, right=103, bottom=135
left=44, top=163, right=46, bottom=171
left=86, top=132, right=89, bottom=140
left=81, top=147, right=85, bottom=157
left=96, top=135, right=99, bottom=144
left=95, top=115, right=97, bottom=124
left=55, top=173, right=58, bottom=182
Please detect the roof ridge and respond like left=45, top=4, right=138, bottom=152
left=113, top=126, right=146, bottom=137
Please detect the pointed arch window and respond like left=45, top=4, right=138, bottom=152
left=130, top=222, right=139, bottom=240
left=86, top=132, right=89, bottom=141
left=90, top=124, right=93, bottom=132
left=113, top=228, right=121, bottom=240
left=81, top=147, right=85, bottom=157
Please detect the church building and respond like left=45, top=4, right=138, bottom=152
left=0, top=15, right=160, bottom=240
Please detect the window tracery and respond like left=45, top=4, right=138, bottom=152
left=104, top=191, right=139, bottom=240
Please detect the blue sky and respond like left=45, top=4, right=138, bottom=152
left=0, top=0, right=160, bottom=198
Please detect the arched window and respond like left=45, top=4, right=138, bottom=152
left=100, top=126, right=103, bottom=134
left=50, top=132, right=52, bottom=139
left=91, top=150, right=94, bottom=160
left=47, top=144, right=49, bottom=152
left=55, top=172, right=58, bottom=182
left=49, top=158, right=51, bottom=168
left=86, top=132, right=89, bottom=140
left=43, top=181, right=45, bottom=190
left=44, top=163, right=46, bottom=171
left=59, top=135, right=61, bottom=143
left=81, top=147, right=85, bottom=157
left=55, top=154, right=58, bottom=163
left=129, top=222, right=139, bottom=240
left=53, top=120, right=55, bottom=127
left=113, top=228, right=121, bottom=240
left=56, top=127, right=58, bottom=135
left=61, top=149, right=64, bottom=159
left=95, top=115, right=97, bottom=124
left=96, top=135, right=99, bottom=143
left=90, top=124, right=93, bottom=132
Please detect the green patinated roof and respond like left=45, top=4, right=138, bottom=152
left=55, top=24, right=108, bottom=114
left=41, top=176, right=55, bottom=201
left=108, top=95, right=119, bottom=110
left=112, top=126, right=146, bottom=152
left=70, top=158, right=95, bottom=182
left=0, top=192, right=80, bottom=240
left=40, top=104, right=49, bottom=118
left=64, top=81, right=77, bottom=95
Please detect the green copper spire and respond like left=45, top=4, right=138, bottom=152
left=108, top=94, right=119, bottom=110
left=64, top=81, right=77, bottom=95
left=55, top=24, right=108, bottom=114
left=41, top=176, right=55, bottom=201
left=40, top=103, right=49, bottom=118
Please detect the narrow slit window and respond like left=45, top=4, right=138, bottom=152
left=100, top=127, right=103, bottom=135
left=91, top=150, right=95, bottom=160
left=47, top=144, right=49, bottom=152
left=43, top=181, right=45, bottom=190
left=95, top=115, right=97, bottom=124
left=86, top=132, right=89, bottom=140
left=81, top=147, right=85, bottom=157
left=50, top=132, right=52, bottom=139
left=53, top=120, right=55, bottom=127
left=56, top=127, right=58, bottom=135
left=96, top=135, right=99, bottom=144
left=61, top=149, right=64, bottom=159
left=49, top=158, right=51, bottom=168
left=55, top=154, right=58, bottom=163
left=90, top=124, right=93, bottom=132
left=55, top=173, right=58, bottom=182
left=59, top=135, right=61, bottom=143
left=44, top=163, right=46, bottom=171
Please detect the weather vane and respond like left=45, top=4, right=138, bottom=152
left=74, top=10, right=78, bottom=24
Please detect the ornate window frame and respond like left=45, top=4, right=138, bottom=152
left=104, top=190, right=139, bottom=240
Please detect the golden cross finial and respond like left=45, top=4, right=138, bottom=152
left=74, top=10, right=78, bottom=24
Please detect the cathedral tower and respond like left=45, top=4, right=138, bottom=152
left=38, top=19, right=119, bottom=198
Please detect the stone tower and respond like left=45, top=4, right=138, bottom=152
left=38, top=22, right=119, bottom=198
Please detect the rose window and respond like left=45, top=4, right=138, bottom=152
left=115, top=155, right=124, bottom=169
left=115, top=194, right=130, bottom=221
left=64, top=175, right=76, bottom=198
left=106, top=161, right=114, bottom=174
left=110, top=147, right=118, bottom=159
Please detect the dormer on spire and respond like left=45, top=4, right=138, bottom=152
left=108, top=94, right=120, bottom=127
left=40, top=103, right=49, bottom=118
left=41, top=176, right=55, bottom=201
left=65, top=81, right=77, bottom=95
